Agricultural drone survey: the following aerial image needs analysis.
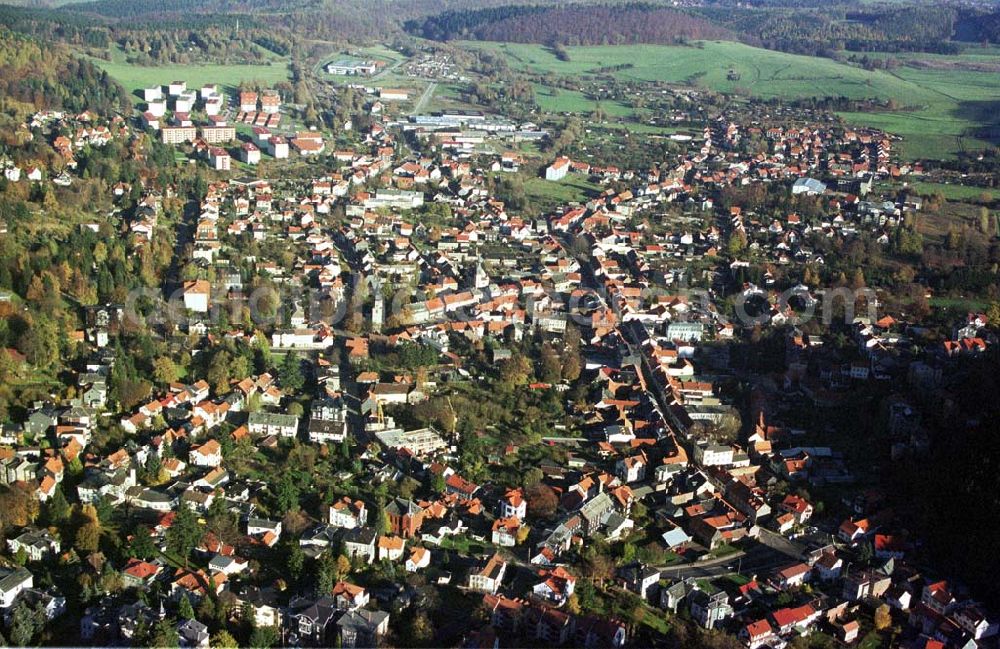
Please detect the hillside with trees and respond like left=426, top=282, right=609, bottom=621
left=407, top=3, right=732, bottom=45
left=0, top=29, right=131, bottom=116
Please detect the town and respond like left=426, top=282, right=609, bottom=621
left=1, top=6, right=1000, bottom=649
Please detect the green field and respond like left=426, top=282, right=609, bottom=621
left=908, top=181, right=994, bottom=202
left=89, top=47, right=292, bottom=97
left=523, top=175, right=602, bottom=210
left=460, top=40, right=1000, bottom=159
left=532, top=84, right=635, bottom=117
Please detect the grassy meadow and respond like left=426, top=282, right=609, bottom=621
left=90, top=46, right=292, bottom=97
left=461, top=40, right=1000, bottom=159
left=908, top=181, right=994, bottom=202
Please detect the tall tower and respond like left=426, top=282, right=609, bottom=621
left=473, top=259, right=489, bottom=290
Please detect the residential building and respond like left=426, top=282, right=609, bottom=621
left=337, top=609, right=389, bottom=648
left=689, top=590, right=732, bottom=630
left=247, top=412, right=299, bottom=438
left=162, top=126, right=197, bottom=144
left=468, top=553, right=507, bottom=595
left=0, top=566, right=32, bottom=609
left=182, top=280, right=211, bottom=312
left=7, top=529, right=60, bottom=562
left=329, top=497, right=367, bottom=529
left=546, top=157, right=571, bottom=181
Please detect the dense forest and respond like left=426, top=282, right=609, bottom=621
left=954, top=8, right=1000, bottom=44
left=4, top=0, right=999, bottom=61
left=695, top=5, right=963, bottom=55
left=407, top=1, right=996, bottom=55
left=0, top=29, right=130, bottom=116
left=406, top=3, right=732, bottom=45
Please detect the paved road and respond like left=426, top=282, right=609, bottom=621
left=411, top=81, right=437, bottom=115
left=562, top=235, right=819, bottom=585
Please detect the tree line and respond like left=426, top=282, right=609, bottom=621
left=407, top=2, right=732, bottom=46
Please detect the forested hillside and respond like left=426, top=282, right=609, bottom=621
left=407, top=3, right=732, bottom=45
left=699, top=5, right=963, bottom=55
left=0, top=29, right=130, bottom=116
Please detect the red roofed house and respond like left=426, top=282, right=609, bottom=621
left=239, top=91, right=258, bottom=113
left=499, top=488, right=526, bottom=519
left=546, top=157, right=571, bottom=181
left=774, top=562, right=811, bottom=589
left=331, top=581, right=369, bottom=611
left=189, top=439, right=222, bottom=467
left=446, top=473, right=480, bottom=500
left=406, top=546, right=430, bottom=572
left=838, top=517, right=870, bottom=544
left=770, top=604, right=819, bottom=635
left=532, top=567, right=576, bottom=606
left=739, top=619, right=777, bottom=649
left=123, top=558, right=162, bottom=588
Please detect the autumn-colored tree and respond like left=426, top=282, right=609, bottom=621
left=499, top=353, right=532, bottom=387
left=211, top=630, right=239, bottom=648
left=539, top=343, right=562, bottom=384
left=561, top=353, right=581, bottom=382
left=336, top=554, right=352, bottom=577
left=153, top=356, right=179, bottom=385
left=75, top=519, right=102, bottom=553
left=0, top=483, right=40, bottom=529
left=526, top=483, right=559, bottom=520
left=874, top=604, right=892, bottom=631
left=986, top=302, right=1000, bottom=329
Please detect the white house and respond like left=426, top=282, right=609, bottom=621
left=532, top=567, right=575, bottom=606
left=467, top=554, right=506, bottom=594
left=405, top=547, right=430, bottom=572
left=329, top=497, right=367, bottom=529
left=7, top=529, right=60, bottom=562
left=615, top=454, right=647, bottom=483
left=188, top=439, right=223, bottom=467
left=240, top=142, right=261, bottom=165
left=498, top=488, right=526, bottom=519
left=182, top=280, right=210, bottom=313
left=269, top=136, right=289, bottom=159
left=247, top=412, right=299, bottom=438
left=208, top=147, right=231, bottom=171
left=0, top=566, right=33, bottom=609
left=546, top=157, right=571, bottom=181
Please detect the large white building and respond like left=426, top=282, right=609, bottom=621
left=247, top=412, right=299, bottom=438
left=0, top=566, right=32, bottom=609
left=374, top=427, right=447, bottom=456
left=182, top=280, right=210, bottom=312
left=545, top=157, right=571, bottom=181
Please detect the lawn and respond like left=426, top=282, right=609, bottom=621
left=523, top=175, right=603, bottom=210
left=437, top=534, right=489, bottom=555
left=532, top=84, right=635, bottom=117
left=88, top=46, right=292, bottom=97
left=908, top=181, right=994, bottom=202
left=463, top=41, right=927, bottom=100
left=461, top=40, right=1000, bottom=159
